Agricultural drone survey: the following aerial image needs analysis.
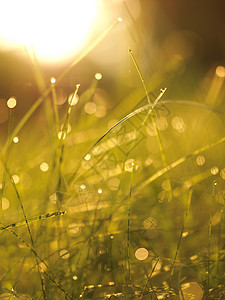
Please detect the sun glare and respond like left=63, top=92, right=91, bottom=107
left=0, top=0, right=99, bottom=62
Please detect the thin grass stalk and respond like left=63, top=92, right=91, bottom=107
left=0, top=221, right=73, bottom=299
left=128, top=49, right=172, bottom=200
left=68, top=90, right=165, bottom=186
left=208, top=181, right=216, bottom=289
left=56, top=83, right=80, bottom=204
left=2, top=19, right=122, bottom=155
left=50, top=78, right=59, bottom=132
left=127, top=163, right=134, bottom=285
left=136, top=135, right=225, bottom=192
left=217, top=192, right=225, bottom=274
left=1, top=159, right=47, bottom=299
left=0, top=211, right=66, bottom=230
left=171, top=189, right=193, bottom=276
left=140, top=257, right=160, bottom=300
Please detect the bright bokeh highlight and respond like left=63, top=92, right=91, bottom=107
left=0, top=0, right=99, bottom=62
left=12, top=174, right=20, bottom=184
left=2, top=198, right=10, bottom=211
left=40, top=162, right=49, bottom=172
left=216, top=66, right=225, bottom=78
left=13, top=136, right=19, bottom=143
left=135, top=248, right=148, bottom=261
left=50, top=77, right=56, bottom=84
left=7, top=97, right=17, bottom=109
left=95, top=73, right=103, bottom=80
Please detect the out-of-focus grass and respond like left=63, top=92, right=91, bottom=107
left=0, top=24, right=225, bottom=300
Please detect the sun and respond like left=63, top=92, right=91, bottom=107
left=0, top=0, right=99, bottom=62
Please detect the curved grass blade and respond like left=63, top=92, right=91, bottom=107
left=135, top=135, right=225, bottom=193
left=0, top=220, right=73, bottom=300
left=129, top=49, right=172, bottom=202
left=0, top=211, right=66, bottom=231
left=68, top=88, right=166, bottom=185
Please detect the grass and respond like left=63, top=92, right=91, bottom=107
left=0, top=19, right=225, bottom=300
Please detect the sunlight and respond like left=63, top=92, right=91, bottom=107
left=0, top=0, right=99, bottom=62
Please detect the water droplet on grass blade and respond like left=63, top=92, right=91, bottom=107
left=13, top=136, right=19, bottom=143
left=7, top=97, right=17, bottom=109
left=95, top=73, right=102, bottom=80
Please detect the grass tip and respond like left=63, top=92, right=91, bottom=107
left=160, top=88, right=167, bottom=93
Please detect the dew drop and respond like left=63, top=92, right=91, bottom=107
left=95, top=73, right=102, bottom=80
left=211, top=166, right=219, bottom=175
left=58, top=131, right=66, bottom=140
left=50, top=77, right=56, bottom=84
left=68, top=93, right=79, bottom=106
left=13, top=136, right=19, bottom=143
left=40, top=162, right=49, bottom=172
left=125, top=159, right=135, bottom=172
left=182, top=232, right=189, bottom=238
left=80, top=184, right=86, bottom=190
left=7, top=97, right=17, bottom=109
left=216, top=66, right=225, bottom=78
left=68, top=223, right=81, bottom=237
left=196, top=155, right=205, bottom=166
left=84, top=153, right=91, bottom=161
left=12, top=174, right=20, bottom=184
left=135, top=248, right=148, bottom=261
left=59, top=249, right=70, bottom=260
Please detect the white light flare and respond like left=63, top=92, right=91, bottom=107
left=0, top=0, right=99, bottom=62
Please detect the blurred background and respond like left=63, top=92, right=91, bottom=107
left=0, top=0, right=225, bottom=299
left=0, top=0, right=225, bottom=136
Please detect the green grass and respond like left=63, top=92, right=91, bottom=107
left=0, top=21, right=225, bottom=300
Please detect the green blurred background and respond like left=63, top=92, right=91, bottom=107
left=0, top=0, right=225, bottom=299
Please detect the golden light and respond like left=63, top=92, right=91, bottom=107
left=68, top=223, right=81, bottom=237
left=12, top=174, right=20, bottom=184
left=7, top=97, right=17, bottom=109
left=95, top=73, right=103, bottom=80
left=0, top=0, right=99, bottom=62
left=84, top=153, right=91, bottom=161
left=50, top=77, right=56, bottom=84
left=196, top=155, right=206, bottom=166
left=98, top=188, right=102, bottom=194
left=68, top=93, right=79, bottom=106
left=40, top=162, right=49, bottom=172
left=84, top=102, right=97, bottom=114
left=211, top=166, right=219, bottom=175
left=216, top=66, right=225, bottom=78
left=59, top=249, right=70, bottom=260
left=58, top=131, right=66, bottom=140
left=13, top=136, right=19, bottom=143
left=171, top=116, right=186, bottom=133
left=135, top=248, right=149, bottom=261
